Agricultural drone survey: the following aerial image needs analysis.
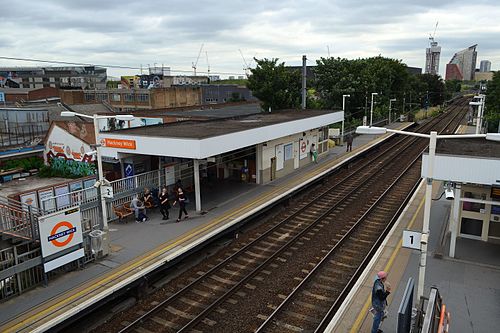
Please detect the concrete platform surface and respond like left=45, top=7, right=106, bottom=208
left=330, top=181, right=500, bottom=333
left=0, top=122, right=412, bottom=332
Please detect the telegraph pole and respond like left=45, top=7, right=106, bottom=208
left=301, top=55, right=307, bottom=110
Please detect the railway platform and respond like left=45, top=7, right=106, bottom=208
left=0, top=122, right=413, bottom=333
left=329, top=181, right=500, bottom=333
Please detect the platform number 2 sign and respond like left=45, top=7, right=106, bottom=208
left=102, top=185, right=114, bottom=199
left=402, top=230, right=422, bottom=250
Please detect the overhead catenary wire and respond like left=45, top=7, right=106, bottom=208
left=0, top=56, right=246, bottom=76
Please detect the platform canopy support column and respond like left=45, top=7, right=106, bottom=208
left=449, top=184, right=461, bottom=258
left=193, top=159, right=202, bottom=212
left=256, top=144, right=262, bottom=184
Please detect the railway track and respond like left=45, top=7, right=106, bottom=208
left=106, top=98, right=469, bottom=333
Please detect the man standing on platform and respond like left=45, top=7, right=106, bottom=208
left=370, top=271, right=391, bottom=333
left=310, top=143, right=318, bottom=163
left=346, top=132, right=353, bottom=152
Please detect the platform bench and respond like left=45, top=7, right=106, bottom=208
left=113, top=203, right=133, bottom=222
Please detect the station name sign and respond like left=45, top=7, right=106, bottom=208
left=102, top=138, right=136, bottom=150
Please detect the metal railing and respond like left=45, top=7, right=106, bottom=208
left=40, top=168, right=167, bottom=222
left=0, top=197, right=40, bottom=240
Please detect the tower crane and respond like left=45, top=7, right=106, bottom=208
left=429, top=21, right=439, bottom=44
left=205, top=51, right=210, bottom=75
left=238, top=49, right=250, bottom=77
left=192, top=43, right=204, bottom=76
left=239, top=49, right=257, bottom=77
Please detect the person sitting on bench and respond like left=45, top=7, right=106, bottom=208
left=131, top=195, right=148, bottom=222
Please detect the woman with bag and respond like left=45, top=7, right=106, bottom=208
left=173, top=189, right=189, bottom=222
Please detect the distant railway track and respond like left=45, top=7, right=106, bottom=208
left=102, top=98, right=468, bottom=333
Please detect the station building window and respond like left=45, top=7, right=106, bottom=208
left=136, top=93, right=149, bottom=102
left=124, top=93, right=134, bottom=102
left=460, top=217, right=483, bottom=237
left=96, top=93, right=108, bottom=102
left=85, top=93, right=96, bottom=102
left=489, top=220, right=500, bottom=238
left=462, top=191, right=485, bottom=213
left=284, top=143, right=293, bottom=161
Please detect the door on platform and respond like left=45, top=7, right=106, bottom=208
left=293, top=141, right=299, bottom=169
left=270, top=157, right=276, bottom=181
left=459, top=217, right=483, bottom=240
left=248, top=160, right=256, bottom=183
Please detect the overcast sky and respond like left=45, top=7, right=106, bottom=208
left=1, top=0, right=499, bottom=78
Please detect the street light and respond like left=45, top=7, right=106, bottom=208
left=61, top=110, right=135, bottom=240
left=389, top=98, right=397, bottom=124
left=370, top=93, right=378, bottom=126
left=469, top=95, right=486, bottom=134
left=342, top=94, right=350, bottom=144
left=356, top=125, right=500, bottom=300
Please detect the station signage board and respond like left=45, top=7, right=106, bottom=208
left=38, top=207, right=84, bottom=271
left=402, top=230, right=422, bottom=250
left=101, top=138, right=136, bottom=150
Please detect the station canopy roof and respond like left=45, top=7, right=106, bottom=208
left=422, top=138, right=500, bottom=185
left=100, top=109, right=343, bottom=159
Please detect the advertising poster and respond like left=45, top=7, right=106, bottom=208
left=83, top=178, right=97, bottom=201
left=299, top=138, right=308, bottom=160
left=54, top=185, right=70, bottom=210
left=38, top=188, right=55, bottom=212
left=69, top=180, right=83, bottom=205
left=165, top=165, right=175, bottom=186
left=20, top=192, right=38, bottom=211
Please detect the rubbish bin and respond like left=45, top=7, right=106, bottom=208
left=89, top=229, right=105, bottom=255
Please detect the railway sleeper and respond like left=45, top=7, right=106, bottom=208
left=273, top=320, right=303, bottom=332
left=151, top=316, right=181, bottom=330
left=165, top=305, right=195, bottom=320
left=179, top=296, right=210, bottom=309
left=284, top=309, right=322, bottom=323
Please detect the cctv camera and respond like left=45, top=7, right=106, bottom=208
left=445, top=188, right=454, bottom=200
left=93, top=180, right=101, bottom=188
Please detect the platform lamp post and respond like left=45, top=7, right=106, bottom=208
left=470, top=95, right=485, bottom=134
left=355, top=125, right=500, bottom=300
left=342, top=94, right=350, bottom=144
left=389, top=98, right=396, bottom=124
left=370, top=92, right=378, bottom=126
left=61, top=110, right=135, bottom=254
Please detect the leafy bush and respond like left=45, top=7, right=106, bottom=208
left=1, top=157, right=44, bottom=171
left=40, top=158, right=96, bottom=178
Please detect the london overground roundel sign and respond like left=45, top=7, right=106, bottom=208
left=38, top=207, right=83, bottom=258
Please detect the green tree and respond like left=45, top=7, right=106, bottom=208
left=314, top=56, right=413, bottom=122
left=445, top=80, right=462, bottom=100
left=247, top=58, right=301, bottom=111
left=418, top=74, right=446, bottom=107
left=485, top=71, right=500, bottom=132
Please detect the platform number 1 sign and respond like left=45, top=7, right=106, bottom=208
left=402, top=230, right=422, bottom=250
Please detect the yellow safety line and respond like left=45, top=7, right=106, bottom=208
left=4, top=124, right=410, bottom=332
left=349, top=194, right=425, bottom=333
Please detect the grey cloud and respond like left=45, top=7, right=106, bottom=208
left=1, top=0, right=499, bottom=75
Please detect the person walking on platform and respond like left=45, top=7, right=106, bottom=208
left=370, top=271, right=391, bottom=333
left=173, top=189, right=189, bottom=222
left=310, top=143, right=318, bottom=163
left=159, top=187, right=170, bottom=220
left=346, top=132, right=353, bottom=152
